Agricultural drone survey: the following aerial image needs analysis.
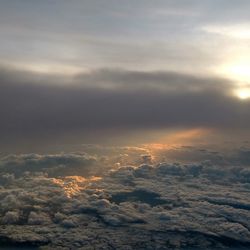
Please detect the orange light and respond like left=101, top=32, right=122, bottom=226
left=52, top=176, right=102, bottom=198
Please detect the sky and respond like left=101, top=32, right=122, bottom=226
left=1, top=1, right=250, bottom=249
left=0, top=0, right=250, bottom=152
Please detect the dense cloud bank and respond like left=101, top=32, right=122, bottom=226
left=1, top=67, right=250, bottom=150
left=0, top=150, right=250, bottom=249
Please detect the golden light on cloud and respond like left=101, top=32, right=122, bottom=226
left=142, top=128, right=212, bottom=154
left=145, top=143, right=172, bottom=151
left=52, top=176, right=102, bottom=198
left=138, top=128, right=214, bottom=163
left=155, top=128, right=212, bottom=146
left=168, top=128, right=209, bottom=141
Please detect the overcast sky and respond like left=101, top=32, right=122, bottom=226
left=0, top=0, right=250, bottom=152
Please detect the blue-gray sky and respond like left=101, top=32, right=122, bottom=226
left=0, top=0, right=250, bottom=151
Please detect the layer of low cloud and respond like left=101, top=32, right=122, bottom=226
left=0, top=147, right=250, bottom=249
left=0, top=153, right=100, bottom=178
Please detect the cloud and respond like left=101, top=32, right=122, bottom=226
left=0, top=153, right=100, bottom=177
left=0, top=66, right=249, bottom=151
left=1, top=1, right=250, bottom=248
left=27, top=211, right=51, bottom=225
left=0, top=158, right=250, bottom=248
left=1, top=211, right=19, bottom=225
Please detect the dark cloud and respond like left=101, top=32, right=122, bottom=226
left=0, top=67, right=249, bottom=150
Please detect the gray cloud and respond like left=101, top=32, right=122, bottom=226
left=0, top=154, right=250, bottom=248
left=0, top=153, right=103, bottom=178
left=0, top=67, right=249, bottom=151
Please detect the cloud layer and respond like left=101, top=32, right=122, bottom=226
left=0, top=67, right=250, bottom=151
left=0, top=146, right=250, bottom=249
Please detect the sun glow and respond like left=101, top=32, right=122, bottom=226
left=228, top=63, right=250, bottom=82
left=235, top=88, right=250, bottom=100
left=142, top=128, right=211, bottom=153
left=219, top=59, right=250, bottom=83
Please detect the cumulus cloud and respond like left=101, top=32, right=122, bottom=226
left=0, top=151, right=250, bottom=248
left=1, top=211, right=19, bottom=225
left=150, top=144, right=250, bottom=168
left=27, top=211, right=51, bottom=225
left=0, top=153, right=101, bottom=177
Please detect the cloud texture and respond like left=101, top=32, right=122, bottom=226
left=0, top=147, right=250, bottom=249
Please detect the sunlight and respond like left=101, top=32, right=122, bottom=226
left=160, top=128, right=211, bottom=145
left=235, top=88, right=250, bottom=100
left=52, top=176, right=102, bottom=198
left=219, top=60, right=250, bottom=83
left=228, top=63, right=250, bottom=82
left=141, top=128, right=211, bottom=157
